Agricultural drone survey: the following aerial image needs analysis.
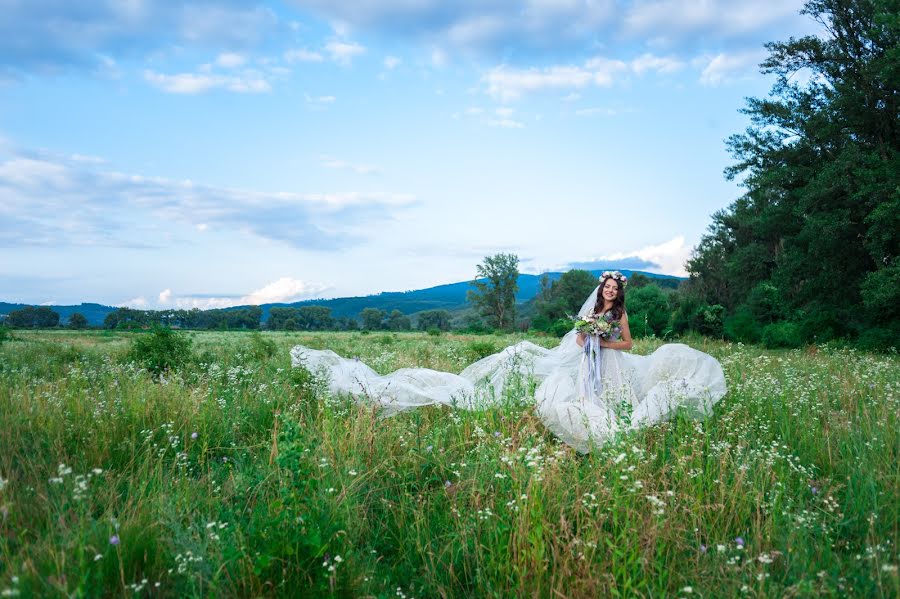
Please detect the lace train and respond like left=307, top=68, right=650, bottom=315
left=289, top=332, right=726, bottom=452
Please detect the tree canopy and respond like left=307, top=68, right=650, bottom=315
left=687, top=0, right=898, bottom=348
left=467, top=253, right=520, bottom=330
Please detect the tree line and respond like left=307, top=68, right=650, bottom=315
left=684, top=0, right=897, bottom=350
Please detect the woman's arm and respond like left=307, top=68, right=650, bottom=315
left=576, top=332, right=587, bottom=347
left=599, top=312, right=633, bottom=350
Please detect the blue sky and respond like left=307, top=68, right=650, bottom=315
left=0, top=0, right=816, bottom=309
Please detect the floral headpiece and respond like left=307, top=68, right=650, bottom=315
left=599, top=270, right=627, bottom=287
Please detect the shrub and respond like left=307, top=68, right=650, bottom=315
left=426, top=327, right=442, bottom=337
left=467, top=340, right=497, bottom=361
left=627, top=285, right=670, bottom=337
left=724, top=307, right=762, bottom=343
left=762, top=322, right=802, bottom=349
left=796, top=309, right=842, bottom=344
left=856, top=323, right=900, bottom=353
left=0, top=325, right=9, bottom=344
left=127, top=326, right=193, bottom=376
left=550, top=318, right=571, bottom=338
left=246, top=332, right=277, bottom=360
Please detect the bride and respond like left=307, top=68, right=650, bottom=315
left=289, top=271, right=727, bottom=452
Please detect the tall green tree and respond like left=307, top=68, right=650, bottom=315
left=467, top=253, right=519, bottom=330
left=360, top=308, right=387, bottom=330
left=532, top=269, right=597, bottom=331
left=687, top=0, right=899, bottom=342
left=68, top=312, right=88, bottom=329
left=416, top=310, right=452, bottom=331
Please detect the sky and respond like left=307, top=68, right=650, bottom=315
left=0, top=0, right=818, bottom=309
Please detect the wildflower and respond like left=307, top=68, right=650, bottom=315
left=735, top=537, right=745, bottom=548
left=810, top=486, right=818, bottom=495
left=700, top=544, right=707, bottom=553
left=191, top=432, right=199, bottom=440
left=494, top=431, right=501, bottom=438
left=348, top=470, right=358, bottom=476
left=882, top=564, right=897, bottom=573
left=682, top=587, right=693, bottom=594
left=444, top=480, right=452, bottom=488
left=109, top=535, right=120, bottom=546
left=94, top=554, right=103, bottom=561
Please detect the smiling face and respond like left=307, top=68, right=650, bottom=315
left=601, top=277, right=620, bottom=302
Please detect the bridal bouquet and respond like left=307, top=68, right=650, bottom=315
left=571, top=314, right=618, bottom=339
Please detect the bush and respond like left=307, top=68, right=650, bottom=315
left=796, top=309, right=842, bottom=344
left=0, top=325, right=9, bottom=344
left=467, top=340, right=497, bottom=361
left=127, top=326, right=193, bottom=376
left=426, top=327, right=442, bottom=337
left=762, top=322, right=802, bottom=349
left=550, top=318, right=572, bottom=338
left=856, top=323, right=900, bottom=353
left=246, top=332, right=277, bottom=360
left=724, top=307, right=762, bottom=343
left=627, top=285, right=670, bottom=337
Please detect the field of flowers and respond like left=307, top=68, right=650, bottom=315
left=0, top=329, right=897, bottom=597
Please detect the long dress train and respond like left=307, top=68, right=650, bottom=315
left=289, top=289, right=727, bottom=452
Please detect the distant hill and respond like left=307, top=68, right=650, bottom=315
left=0, top=302, right=118, bottom=326
left=0, top=270, right=683, bottom=326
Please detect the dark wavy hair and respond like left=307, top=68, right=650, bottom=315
left=593, top=276, right=626, bottom=320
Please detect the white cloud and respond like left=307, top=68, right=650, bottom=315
left=483, top=59, right=626, bottom=101
left=125, top=296, right=148, bottom=308
left=321, top=156, right=379, bottom=175
left=698, top=50, right=766, bottom=86
left=243, top=277, right=330, bottom=304
left=144, top=69, right=271, bottom=94
left=487, top=118, right=524, bottom=129
left=0, top=146, right=416, bottom=251
left=630, top=53, right=685, bottom=75
left=284, top=48, right=324, bottom=63
left=155, top=277, right=332, bottom=309
left=325, top=40, right=366, bottom=65
left=624, top=0, right=804, bottom=39
left=574, top=106, right=617, bottom=117
left=304, top=93, right=336, bottom=107
left=430, top=48, right=448, bottom=67
left=383, top=55, right=401, bottom=69
left=597, top=236, right=692, bottom=276
left=215, top=52, right=246, bottom=68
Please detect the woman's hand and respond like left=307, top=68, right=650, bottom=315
left=576, top=332, right=586, bottom=347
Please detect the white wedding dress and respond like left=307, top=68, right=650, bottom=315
left=289, top=287, right=727, bottom=452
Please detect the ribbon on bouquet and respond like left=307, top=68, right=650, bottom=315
left=582, top=334, right=604, bottom=398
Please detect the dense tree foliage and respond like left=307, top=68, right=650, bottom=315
left=687, top=0, right=898, bottom=348
left=416, top=310, right=452, bottom=331
left=6, top=306, right=60, bottom=328
left=103, top=306, right=263, bottom=330
left=531, top=269, right=598, bottom=335
left=467, top=253, right=520, bottom=330
left=68, top=312, right=88, bottom=329
left=268, top=306, right=337, bottom=331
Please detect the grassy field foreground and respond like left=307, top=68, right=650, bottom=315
left=0, top=330, right=897, bottom=597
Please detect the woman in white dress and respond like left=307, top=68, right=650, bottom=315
left=289, top=271, right=727, bottom=452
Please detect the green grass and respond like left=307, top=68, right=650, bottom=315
left=0, top=330, right=897, bottom=597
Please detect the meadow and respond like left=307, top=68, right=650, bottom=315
left=0, top=329, right=897, bottom=598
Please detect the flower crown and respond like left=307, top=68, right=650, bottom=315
left=599, top=270, right=627, bottom=287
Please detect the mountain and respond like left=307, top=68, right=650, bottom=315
left=0, top=302, right=118, bottom=326
left=0, top=270, right=683, bottom=326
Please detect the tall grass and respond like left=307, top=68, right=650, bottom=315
left=0, top=330, right=897, bottom=597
